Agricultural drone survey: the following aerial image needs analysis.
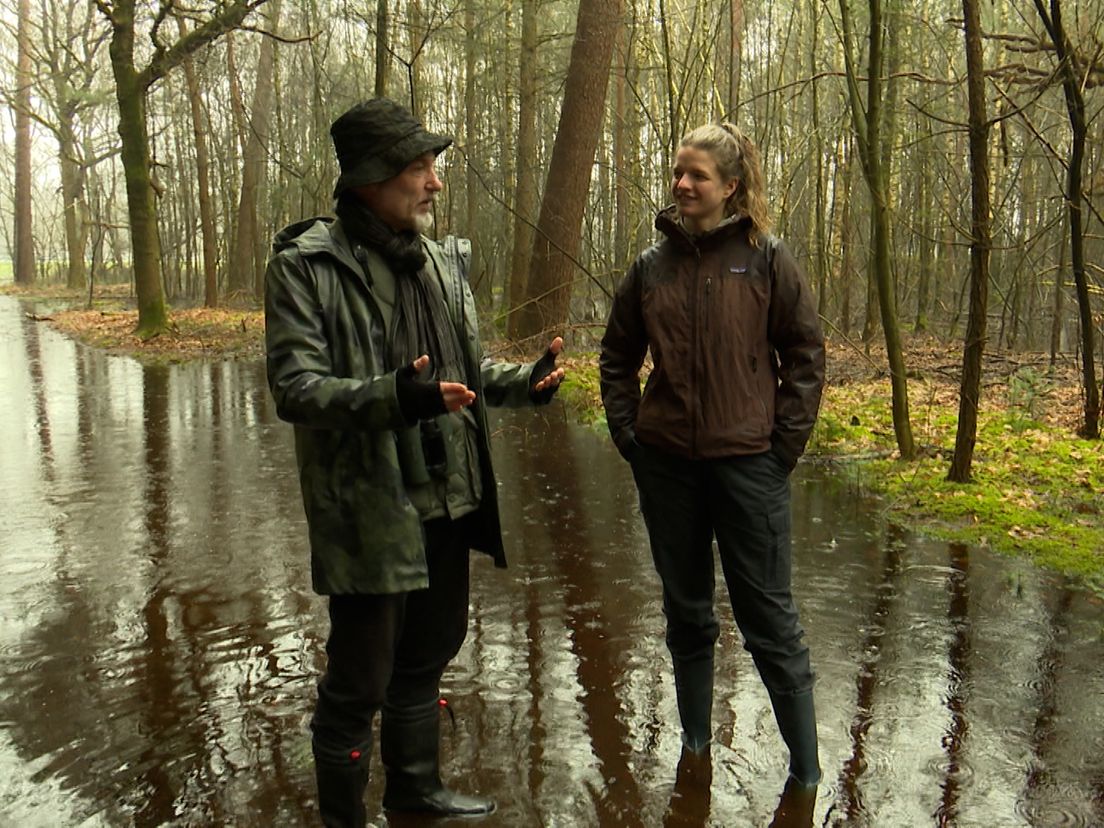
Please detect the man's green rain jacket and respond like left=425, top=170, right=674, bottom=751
left=264, top=217, right=540, bottom=595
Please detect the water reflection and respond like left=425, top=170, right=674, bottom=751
left=1, top=295, right=1102, bottom=827
left=20, top=309, right=55, bottom=476
left=835, top=526, right=905, bottom=824
left=935, top=543, right=971, bottom=826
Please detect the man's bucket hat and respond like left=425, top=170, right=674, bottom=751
left=331, top=98, right=453, bottom=197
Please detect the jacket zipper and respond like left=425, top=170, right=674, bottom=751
left=690, top=246, right=703, bottom=457
left=704, top=276, right=712, bottom=332
left=350, top=245, right=390, bottom=362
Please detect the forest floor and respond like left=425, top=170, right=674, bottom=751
left=7, top=282, right=1102, bottom=593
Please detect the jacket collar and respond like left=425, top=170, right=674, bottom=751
left=274, top=216, right=374, bottom=288
left=655, top=204, right=753, bottom=251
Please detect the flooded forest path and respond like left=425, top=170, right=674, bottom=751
left=1, top=296, right=1101, bottom=827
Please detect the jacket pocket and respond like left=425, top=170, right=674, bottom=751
left=395, top=425, right=431, bottom=486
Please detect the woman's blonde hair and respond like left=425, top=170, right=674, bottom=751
left=679, top=122, right=771, bottom=243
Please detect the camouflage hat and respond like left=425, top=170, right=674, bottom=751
left=331, top=98, right=453, bottom=197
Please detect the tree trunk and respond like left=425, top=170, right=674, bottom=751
left=880, top=4, right=902, bottom=317
left=838, top=136, right=855, bottom=335
left=463, top=0, right=485, bottom=300
left=1050, top=211, right=1067, bottom=364
left=1033, top=0, right=1099, bottom=438
left=13, top=0, right=35, bottom=285
left=915, top=120, right=933, bottom=332
left=57, top=121, right=87, bottom=290
left=948, top=0, right=991, bottom=483
left=231, top=1, right=281, bottom=300
left=506, top=0, right=539, bottom=339
left=515, top=0, right=623, bottom=340
left=613, top=21, right=630, bottom=271
left=862, top=210, right=879, bottom=343
left=811, top=0, right=827, bottom=319
left=107, top=3, right=168, bottom=336
left=374, top=0, right=390, bottom=97
left=178, top=16, right=219, bottom=307
left=839, top=0, right=915, bottom=459
left=727, top=0, right=744, bottom=116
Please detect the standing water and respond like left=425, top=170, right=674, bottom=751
left=0, top=295, right=1101, bottom=827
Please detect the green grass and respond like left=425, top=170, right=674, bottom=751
left=808, top=377, right=1103, bottom=591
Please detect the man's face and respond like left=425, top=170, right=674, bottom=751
left=355, top=151, right=443, bottom=233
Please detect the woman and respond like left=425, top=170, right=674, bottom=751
left=599, top=123, right=825, bottom=787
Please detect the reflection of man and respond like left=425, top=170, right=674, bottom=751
left=264, top=98, right=564, bottom=827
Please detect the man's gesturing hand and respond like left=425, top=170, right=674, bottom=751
left=396, top=355, right=476, bottom=422
left=529, top=336, right=566, bottom=404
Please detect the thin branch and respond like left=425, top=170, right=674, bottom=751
left=450, top=143, right=612, bottom=302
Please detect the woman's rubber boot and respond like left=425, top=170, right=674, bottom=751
left=313, top=738, right=372, bottom=828
left=672, top=657, right=714, bottom=754
left=768, top=689, right=821, bottom=786
left=380, top=698, right=496, bottom=816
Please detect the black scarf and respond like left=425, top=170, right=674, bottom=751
left=336, top=195, right=465, bottom=383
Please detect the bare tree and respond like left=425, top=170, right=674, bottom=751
left=13, top=0, right=34, bottom=284
left=515, top=0, right=623, bottom=340
left=1032, top=0, right=1100, bottom=438
left=23, top=0, right=110, bottom=291
left=95, top=0, right=267, bottom=336
left=948, top=0, right=992, bottom=483
left=839, top=0, right=915, bottom=460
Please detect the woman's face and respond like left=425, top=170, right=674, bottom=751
left=671, top=145, right=738, bottom=234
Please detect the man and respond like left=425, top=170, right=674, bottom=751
left=264, top=98, right=564, bottom=827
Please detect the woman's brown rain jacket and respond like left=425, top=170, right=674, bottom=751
left=600, top=207, right=825, bottom=469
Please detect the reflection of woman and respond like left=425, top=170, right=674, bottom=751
left=600, top=123, right=825, bottom=788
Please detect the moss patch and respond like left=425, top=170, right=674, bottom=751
left=808, top=355, right=1102, bottom=591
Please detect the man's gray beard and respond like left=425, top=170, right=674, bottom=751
left=414, top=211, right=435, bottom=234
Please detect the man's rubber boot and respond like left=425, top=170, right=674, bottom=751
left=663, top=744, right=713, bottom=827
left=768, top=689, right=821, bottom=786
left=769, top=774, right=818, bottom=827
left=380, top=698, right=495, bottom=816
left=673, top=656, right=714, bottom=754
left=313, top=738, right=372, bottom=828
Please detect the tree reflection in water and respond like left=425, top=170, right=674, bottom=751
left=0, top=296, right=1102, bottom=827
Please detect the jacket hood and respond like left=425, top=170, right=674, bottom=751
left=272, top=216, right=336, bottom=254
left=271, top=216, right=366, bottom=281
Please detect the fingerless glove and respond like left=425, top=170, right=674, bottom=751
left=528, top=347, right=560, bottom=404
left=396, top=363, right=447, bottom=422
